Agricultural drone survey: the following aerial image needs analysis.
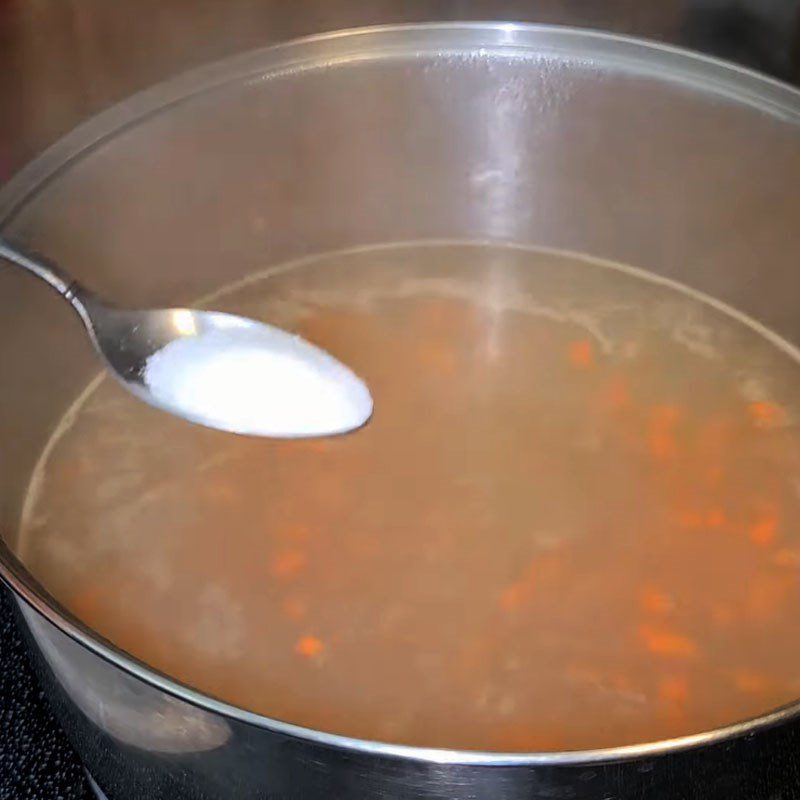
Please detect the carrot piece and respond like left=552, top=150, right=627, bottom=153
left=695, top=419, right=731, bottom=460
left=606, top=377, right=631, bottom=410
left=499, top=582, right=530, bottom=613
left=568, top=339, right=594, bottom=369
left=270, top=549, right=307, bottom=578
left=748, top=401, right=786, bottom=429
left=658, top=675, right=689, bottom=706
left=731, top=669, right=769, bottom=694
left=640, top=586, right=674, bottom=615
left=639, top=624, right=697, bottom=658
left=647, top=405, right=681, bottom=461
left=499, top=556, right=544, bottom=612
left=295, top=635, right=325, bottom=658
left=749, top=509, right=779, bottom=547
left=678, top=507, right=726, bottom=531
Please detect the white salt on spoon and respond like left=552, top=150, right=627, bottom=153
left=143, top=316, right=374, bottom=438
left=0, top=237, right=373, bottom=438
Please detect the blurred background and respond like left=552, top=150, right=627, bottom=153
left=1, top=0, right=800, bottom=180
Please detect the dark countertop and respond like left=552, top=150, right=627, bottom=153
left=0, top=590, right=88, bottom=800
left=1, top=2, right=799, bottom=798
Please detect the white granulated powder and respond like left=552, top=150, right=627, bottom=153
left=143, top=321, right=372, bottom=437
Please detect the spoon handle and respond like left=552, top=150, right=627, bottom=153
left=0, top=237, right=90, bottom=309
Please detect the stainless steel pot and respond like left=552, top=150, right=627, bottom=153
left=2, top=23, right=800, bottom=800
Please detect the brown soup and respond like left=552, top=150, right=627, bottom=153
left=18, top=242, right=800, bottom=751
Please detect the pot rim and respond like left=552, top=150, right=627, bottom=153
left=2, top=20, right=800, bottom=768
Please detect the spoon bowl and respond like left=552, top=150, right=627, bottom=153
left=0, top=238, right=373, bottom=438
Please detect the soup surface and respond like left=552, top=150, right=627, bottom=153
left=19, top=242, right=800, bottom=751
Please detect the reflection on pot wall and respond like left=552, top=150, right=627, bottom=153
left=2, top=0, right=799, bottom=180
left=18, top=600, right=231, bottom=755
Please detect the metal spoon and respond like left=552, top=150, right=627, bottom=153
left=0, top=238, right=373, bottom=438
